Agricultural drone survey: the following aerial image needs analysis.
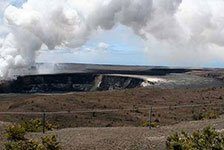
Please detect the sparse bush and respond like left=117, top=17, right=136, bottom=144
left=20, top=119, right=42, bottom=132
left=4, top=140, right=40, bottom=150
left=5, top=124, right=26, bottom=141
left=45, top=122, right=58, bottom=131
left=192, top=111, right=219, bottom=121
left=41, top=135, right=61, bottom=150
left=150, top=122, right=159, bottom=128
left=4, top=120, right=61, bottom=150
left=203, top=111, right=219, bottom=119
left=142, top=121, right=158, bottom=128
left=142, top=121, right=149, bottom=127
left=166, top=126, right=224, bottom=150
left=20, top=119, right=57, bottom=132
left=4, top=136, right=61, bottom=150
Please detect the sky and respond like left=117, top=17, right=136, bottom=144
left=0, top=0, right=224, bottom=69
left=37, top=25, right=149, bottom=66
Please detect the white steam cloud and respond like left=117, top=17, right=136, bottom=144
left=0, top=0, right=224, bottom=79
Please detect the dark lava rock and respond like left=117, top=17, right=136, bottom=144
left=0, top=73, right=144, bottom=93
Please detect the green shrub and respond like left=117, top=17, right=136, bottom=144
left=166, top=126, right=224, bottom=150
left=41, top=135, right=61, bottom=150
left=203, top=111, right=219, bottom=119
left=142, top=121, right=158, bottom=128
left=5, top=124, right=26, bottom=141
left=192, top=111, right=219, bottom=121
left=4, top=120, right=61, bottom=150
left=4, top=140, right=40, bottom=150
left=20, top=119, right=42, bottom=132
left=4, top=135, right=61, bottom=150
left=4, top=141, right=20, bottom=150
left=20, top=119, right=57, bottom=132
left=45, top=122, right=58, bottom=131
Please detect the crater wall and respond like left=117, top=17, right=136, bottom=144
left=0, top=73, right=145, bottom=93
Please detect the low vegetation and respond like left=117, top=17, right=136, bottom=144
left=192, top=111, right=220, bottom=121
left=4, top=120, right=61, bottom=150
left=20, top=119, right=57, bottom=132
left=5, top=125, right=26, bottom=141
left=5, top=134, right=61, bottom=150
left=142, top=121, right=159, bottom=128
left=41, top=135, right=61, bottom=150
left=166, top=126, right=224, bottom=150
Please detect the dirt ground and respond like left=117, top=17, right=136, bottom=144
left=0, top=86, right=223, bottom=128
left=0, top=115, right=224, bottom=150
left=26, top=115, right=224, bottom=150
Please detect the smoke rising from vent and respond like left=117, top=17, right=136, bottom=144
left=0, top=0, right=224, bottom=79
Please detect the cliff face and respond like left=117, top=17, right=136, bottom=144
left=0, top=73, right=144, bottom=93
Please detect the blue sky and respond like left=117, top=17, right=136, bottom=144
left=37, top=25, right=150, bottom=65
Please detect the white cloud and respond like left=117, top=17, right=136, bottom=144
left=0, top=25, right=9, bottom=36
left=0, top=0, right=9, bottom=13
left=98, top=42, right=109, bottom=50
left=0, top=38, right=3, bottom=48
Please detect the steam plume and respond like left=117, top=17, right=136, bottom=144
left=0, top=0, right=224, bottom=79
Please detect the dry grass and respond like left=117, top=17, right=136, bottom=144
left=0, top=87, right=223, bottom=127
